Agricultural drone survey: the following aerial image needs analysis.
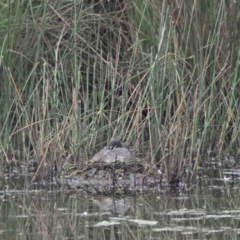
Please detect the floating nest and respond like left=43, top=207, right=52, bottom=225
left=61, top=139, right=164, bottom=190
left=62, top=158, right=146, bottom=179
left=61, top=158, right=164, bottom=191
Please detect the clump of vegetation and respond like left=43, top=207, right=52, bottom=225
left=1, top=0, right=240, bottom=181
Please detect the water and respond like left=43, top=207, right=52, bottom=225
left=1, top=169, right=240, bottom=240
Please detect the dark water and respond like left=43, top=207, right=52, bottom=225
left=1, top=168, right=240, bottom=240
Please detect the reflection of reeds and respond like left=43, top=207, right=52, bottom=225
left=1, top=0, right=239, bottom=182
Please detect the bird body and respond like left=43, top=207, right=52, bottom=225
left=92, top=139, right=131, bottom=163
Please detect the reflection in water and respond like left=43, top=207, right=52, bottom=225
left=92, top=197, right=132, bottom=215
left=1, top=171, right=240, bottom=239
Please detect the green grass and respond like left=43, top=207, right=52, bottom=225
left=1, top=0, right=240, bottom=180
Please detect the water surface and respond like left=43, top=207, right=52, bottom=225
left=1, top=168, right=240, bottom=240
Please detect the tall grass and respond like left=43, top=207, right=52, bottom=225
left=0, top=0, right=240, bottom=180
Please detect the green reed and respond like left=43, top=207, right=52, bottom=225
left=0, top=0, right=240, bottom=179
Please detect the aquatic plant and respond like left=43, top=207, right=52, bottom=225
left=0, top=0, right=239, bottom=181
